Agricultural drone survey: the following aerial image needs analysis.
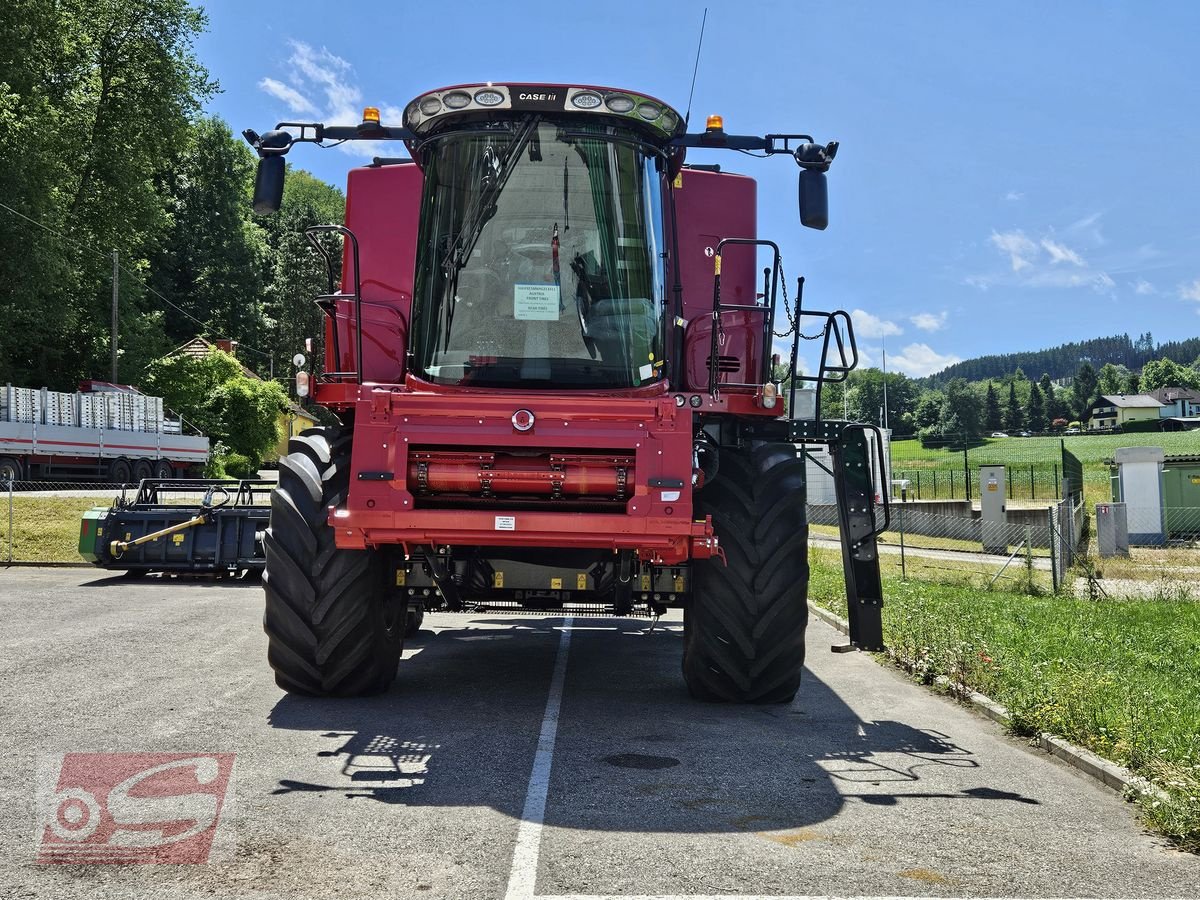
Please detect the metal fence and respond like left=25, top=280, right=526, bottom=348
left=808, top=502, right=1060, bottom=593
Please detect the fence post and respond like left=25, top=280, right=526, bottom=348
left=1048, top=507, right=1058, bottom=592
left=963, top=435, right=971, bottom=502
left=1025, top=523, right=1034, bottom=583
left=951, top=468, right=956, bottom=499
left=1030, top=463, right=1036, bottom=501
left=916, top=471, right=921, bottom=500
left=1054, top=463, right=1060, bottom=500
left=1007, top=467, right=1013, bottom=500
left=6, top=475, right=12, bottom=565
left=933, top=470, right=938, bottom=499
left=899, top=505, right=907, bottom=579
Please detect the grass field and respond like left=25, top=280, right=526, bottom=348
left=0, top=495, right=112, bottom=562
left=808, top=546, right=1200, bottom=851
left=890, top=432, right=1200, bottom=505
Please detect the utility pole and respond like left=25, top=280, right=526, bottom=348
left=881, top=334, right=889, bottom=431
left=111, top=249, right=119, bottom=383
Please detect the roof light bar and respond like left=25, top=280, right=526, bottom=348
left=402, top=84, right=684, bottom=139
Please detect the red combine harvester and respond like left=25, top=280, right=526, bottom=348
left=244, top=83, right=887, bottom=702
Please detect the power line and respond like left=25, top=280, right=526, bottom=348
left=0, top=198, right=271, bottom=359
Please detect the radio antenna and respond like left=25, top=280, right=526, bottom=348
left=683, top=7, right=708, bottom=128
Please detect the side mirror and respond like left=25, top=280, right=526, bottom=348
left=253, top=155, right=286, bottom=215
left=798, top=169, right=828, bottom=230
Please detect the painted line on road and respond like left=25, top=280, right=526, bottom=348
left=539, top=895, right=1089, bottom=900
left=504, top=616, right=574, bottom=900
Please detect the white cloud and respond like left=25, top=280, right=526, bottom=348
left=1133, top=279, right=1156, bottom=295
left=972, top=227, right=1114, bottom=294
left=849, top=308, right=902, bottom=338
left=990, top=230, right=1038, bottom=271
left=1005, top=190, right=1024, bottom=201
left=257, top=77, right=319, bottom=116
left=909, top=311, right=948, bottom=332
left=1181, top=279, right=1200, bottom=303
left=1066, top=211, right=1106, bottom=246
left=888, top=343, right=963, bottom=378
left=1040, top=238, right=1085, bottom=267
left=259, top=41, right=396, bottom=159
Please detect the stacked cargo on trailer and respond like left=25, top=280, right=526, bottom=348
left=0, top=383, right=208, bottom=482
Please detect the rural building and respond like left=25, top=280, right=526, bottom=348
left=1087, top=394, right=1164, bottom=430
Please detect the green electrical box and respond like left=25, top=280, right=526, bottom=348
left=1161, top=454, right=1200, bottom=539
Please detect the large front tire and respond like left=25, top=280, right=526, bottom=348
left=683, top=443, right=810, bottom=703
left=263, top=426, right=402, bottom=696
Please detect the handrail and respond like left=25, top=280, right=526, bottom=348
left=305, top=225, right=364, bottom=384
left=707, top=238, right=781, bottom=395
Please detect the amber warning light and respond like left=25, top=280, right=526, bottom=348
left=705, top=114, right=724, bottom=131
left=361, top=106, right=381, bottom=125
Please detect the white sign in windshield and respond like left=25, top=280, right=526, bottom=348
left=513, top=283, right=561, bottom=321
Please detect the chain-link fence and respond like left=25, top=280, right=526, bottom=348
left=808, top=502, right=1060, bottom=593
left=1077, top=504, right=1200, bottom=600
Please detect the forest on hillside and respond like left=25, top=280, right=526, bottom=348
left=0, top=1, right=344, bottom=392
left=930, top=332, right=1200, bottom=384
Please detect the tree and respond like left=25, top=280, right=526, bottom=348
left=940, top=378, right=981, bottom=439
left=0, top=0, right=216, bottom=388
left=844, top=368, right=918, bottom=434
left=1004, top=381, right=1024, bottom=431
left=257, top=169, right=346, bottom=374
left=1122, top=370, right=1140, bottom=394
left=151, top=116, right=268, bottom=350
left=914, top=390, right=944, bottom=430
left=1097, top=362, right=1134, bottom=395
left=984, top=383, right=1002, bottom=431
left=1139, top=358, right=1200, bottom=392
left=1026, top=382, right=1045, bottom=432
left=1072, top=361, right=1098, bottom=418
left=141, top=347, right=285, bottom=470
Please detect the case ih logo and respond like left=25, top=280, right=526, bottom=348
left=509, top=86, right=564, bottom=110
left=37, top=753, right=234, bottom=864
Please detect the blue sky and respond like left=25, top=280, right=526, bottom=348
left=197, top=1, right=1200, bottom=377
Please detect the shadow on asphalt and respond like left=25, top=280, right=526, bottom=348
left=78, top=570, right=264, bottom=588
left=263, top=616, right=1039, bottom=833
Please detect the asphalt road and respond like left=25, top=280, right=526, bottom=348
left=2, top=568, right=1198, bottom=899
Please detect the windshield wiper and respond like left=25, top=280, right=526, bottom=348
left=441, top=115, right=541, bottom=275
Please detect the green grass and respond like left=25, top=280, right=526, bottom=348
left=0, top=496, right=113, bottom=562
left=809, top=546, right=1200, bottom=852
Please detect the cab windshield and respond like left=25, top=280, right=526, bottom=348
left=411, top=119, right=665, bottom=389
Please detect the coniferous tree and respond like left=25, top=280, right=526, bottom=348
left=984, top=383, right=1003, bottom=431
left=1004, top=381, right=1023, bottom=431
left=1026, top=382, right=1045, bottom=432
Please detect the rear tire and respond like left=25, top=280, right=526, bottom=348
left=133, top=459, right=153, bottom=482
left=108, top=458, right=132, bottom=485
left=0, top=456, right=21, bottom=484
left=404, top=605, right=424, bottom=638
left=683, top=443, right=809, bottom=703
left=153, top=460, right=173, bottom=479
left=263, top=426, right=403, bottom=696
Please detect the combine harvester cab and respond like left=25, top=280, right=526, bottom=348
left=244, top=84, right=887, bottom=701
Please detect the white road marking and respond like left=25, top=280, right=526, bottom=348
left=504, top=617, right=574, bottom=900
left=538, top=896, right=1078, bottom=900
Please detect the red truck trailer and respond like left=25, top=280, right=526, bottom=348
left=245, top=83, right=886, bottom=702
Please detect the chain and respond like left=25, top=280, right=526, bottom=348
left=772, top=254, right=826, bottom=341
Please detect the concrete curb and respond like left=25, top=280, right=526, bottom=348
left=808, top=602, right=1166, bottom=803
left=3, top=561, right=93, bottom=569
